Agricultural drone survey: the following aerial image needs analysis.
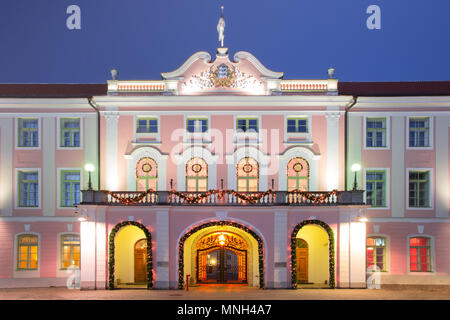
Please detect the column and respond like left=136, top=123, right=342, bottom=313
left=0, top=118, right=13, bottom=216
left=155, top=210, right=170, bottom=289
left=80, top=207, right=97, bottom=289
left=104, top=111, right=119, bottom=190
left=95, top=207, right=107, bottom=289
left=347, top=115, right=362, bottom=190
left=326, top=112, right=340, bottom=190
left=42, top=117, right=55, bottom=216
left=273, top=210, right=288, bottom=288
left=436, top=116, right=450, bottom=217
left=84, top=115, right=99, bottom=189
left=391, top=116, right=405, bottom=217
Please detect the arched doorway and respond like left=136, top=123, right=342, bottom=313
left=196, top=232, right=248, bottom=284
left=178, top=221, right=264, bottom=289
left=108, top=221, right=153, bottom=289
left=291, top=220, right=335, bottom=288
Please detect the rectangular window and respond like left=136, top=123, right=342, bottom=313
left=17, top=235, right=38, bottom=270
left=60, top=118, right=80, bottom=147
left=60, top=171, right=81, bottom=207
left=366, top=118, right=386, bottom=148
left=409, top=117, right=429, bottom=147
left=287, top=118, right=308, bottom=133
left=408, top=171, right=430, bottom=208
left=136, top=118, right=158, bottom=133
left=18, top=118, right=39, bottom=147
left=18, top=171, right=39, bottom=207
left=236, top=118, right=258, bottom=133
left=409, top=237, right=431, bottom=272
left=61, top=234, right=80, bottom=269
left=366, top=237, right=386, bottom=272
left=187, top=118, right=208, bottom=133
left=366, top=171, right=386, bottom=207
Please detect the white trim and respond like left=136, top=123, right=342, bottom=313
left=0, top=216, right=79, bottom=222
left=56, top=116, right=84, bottom=150
left=406, top=115, right=434, bottom=150
left=366, top=218, right=450, bottom=223
left=363, top=168, right=391, bottom=210
left=284, top=114, right=312, bottom=143
left=14, top=168, right=41, bottom=210
left=363, top=115, right=391, bottom=150
left=133, top=114, right=161, bottom=143
left=125, top=146, right=168, bottom=191
left=406, top=168, right=434, bottom=210
left=234, top=114, right=262, bottom=144
left=13, top=232, right=41, bottom=278
left=233, top=51, right=284, bottom=79
left=14, top=116, right=41, bottom=150
left=183, top=114, right=211, bottom=143
left=161, top=51, right=212, bottom=79
left=406, top=234, right=436, bottom=273
left=366, top=233, right=391, bottom=273
left=56, top=232, right=80, bottom=273
left=56, top=168, right=84, bottom=210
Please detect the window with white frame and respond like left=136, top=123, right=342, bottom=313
left=136, top=117, right=158, bottom=134
left=60, top=234, right=80, bottom=269
left=287, top=117, right=308, bottom=134
left=366, top=237, right=386, bottom=272
left=409, top=237, right=431, bottom=272
left=236, top=118, right=258, bottom=133
left=60, top=170, right=81, bottom=207
left=18, top=118, right=39, bottom=147
left=408, top=170, right=430, bottom=208
left=186, top=118, right=208, bottom=133
left=18, top=170, right=39, bottom=207
left=409, top=117, right=430, bottom=147
left=366, top=170, right=387, bottom=207
left=60, top=118, right=80, bottom=148
left=17, top=234, right=38, bottom=270
left=366, top=118, right=386, bottom=148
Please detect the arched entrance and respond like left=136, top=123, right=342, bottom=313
left=178, top=221, right=264, bottom=289
left=196, top=231, right=248, bottom=284
left=108, top=221, right=153, bottom=289
left=291, top=220, right=335, bottom=288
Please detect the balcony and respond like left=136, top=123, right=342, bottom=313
left=80, top=189, right=364, bottom=206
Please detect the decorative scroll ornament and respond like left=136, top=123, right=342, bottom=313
left=196, top=232, right=248, bottom=250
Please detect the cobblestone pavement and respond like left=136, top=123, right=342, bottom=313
left=0, top=286, right=449, bottom=300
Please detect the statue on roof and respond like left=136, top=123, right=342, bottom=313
left=217, top=6, right=225, bottom=47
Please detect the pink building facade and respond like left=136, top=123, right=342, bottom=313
left=0, top=47, right=449, bottom=290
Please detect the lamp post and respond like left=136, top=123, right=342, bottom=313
left=351, top=163, right=361, bottom=191
left=85, top=164, right=95, bottom=190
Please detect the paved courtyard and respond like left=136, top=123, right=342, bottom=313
left=0, top=285, right=449, bottom=300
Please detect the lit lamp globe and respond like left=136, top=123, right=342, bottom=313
left=351, top=163, right=361, bottom=191
left=85, top=164, right=95, bottom=190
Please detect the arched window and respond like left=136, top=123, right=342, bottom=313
left=186, top=157, right=208, bottom=192
left=366, top=236, right=386, bottom=272
left=287, top=157, right=309, bottom=191
left=17, top=234, right=38, bottom=270
left=409, top=237, right=431, bottom=272
left=136, top=157, right=158, bottom=191
left=237, top=157, right=259, bottom=192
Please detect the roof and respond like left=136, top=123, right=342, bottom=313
left=338, top=81, right=450, bottom=97
left=0, top=84, right=107, bottom=98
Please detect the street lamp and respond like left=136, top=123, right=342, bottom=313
left=85, top=163, right=95, bottom=190
left=351, top=163, right=361, bottom=191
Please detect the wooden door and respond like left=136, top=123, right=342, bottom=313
left=296, top=239, right=308, bottom=283
left=134, top=239, right=147, bottom=283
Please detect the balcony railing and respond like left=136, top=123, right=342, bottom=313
left=80, top=189, right=364, bottom=206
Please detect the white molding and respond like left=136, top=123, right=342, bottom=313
left=363, top=115, right=391, bottom=150
left=56, top=168, right=83, bottom=210
left=367, top=218, right=450, bottom=223
left=161, top=51, right=212, bottom=79
left=56, top=116, right=84, bottom=150
left=14, top=116, right=41, bottom=150
left=13, top=232, right=41, bottom=278
left=14, top=168, right=42, bottom=210
left=406, top=115, right=434, bottom=150
left=406, top=168, right=434, bottom=210
left=363, top=168, right=391, bottom=210
left=406, top=234, right=436, bottom=273
left=233, top=51, right=284, bottom=79
left=125, top=146, right=168, bottom=191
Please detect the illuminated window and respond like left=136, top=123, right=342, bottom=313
left=237, top=157, right=259, bottom=192
left=60, top=170, right=80, bottom=207
left=137, top=117, right=158, bottom=133
left=366, top=171, right=386, bottom=207
left=409, top=117, right=429, bottom=147
left=366, top=237, right=386, bottom=271
left=60, top=118, right=80, bottom=147
left=17, top=235, right=38, bottom=270
left=61, top=234, right=80, bottom=269
left=409, top=237, right=431, bottom=272
left=18, top=170, right=39, bottom=207
left=18, top=118, right=39, bottom=147
left=186, top=158, right=208, bottom=192
left=287, top=158, right=309, bottom=191
left=366, top=118, right=386, bottom=148
left=408, top=170, right=430, bottom=208
left=136, top=157, right=158, bottom=191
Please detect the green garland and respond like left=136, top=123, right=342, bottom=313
left=290, top=220, right=335, bottom=288
left=178, top=221, right=265, bottom=289
left=108, top=221, right=153, bottom=289
left=169, top=189, right=274, bottom=204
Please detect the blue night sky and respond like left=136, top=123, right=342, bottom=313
left=0, top=0, right=449, bottom=83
